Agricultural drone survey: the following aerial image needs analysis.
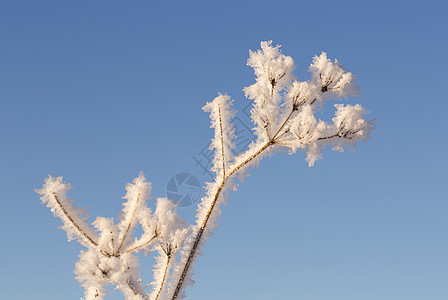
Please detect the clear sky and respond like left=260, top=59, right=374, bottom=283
left=1, top=1, right=447, bottom=299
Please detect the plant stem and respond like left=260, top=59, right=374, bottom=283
left=124, top=232, right=158, bottom=254
left=155, top=253, right=172, bottom=300
left=170, top=141, right=272, bottom=299
left=117, top=193, right=141, bottom=254
left=52, top=193, right=98, bottom=248
left=218, top=104, right=227, bottom=178
left=171, top=107, right=299, bottom=299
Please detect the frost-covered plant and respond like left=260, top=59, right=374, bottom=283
left=37, top=173, right=188, bottom=299
left=37, top=41, right=375, bottom=300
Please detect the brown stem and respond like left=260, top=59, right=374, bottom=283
left=117, top=193, right=141, bottom=254
left=126, top=280, right=149, bottom=300
left=271, top=108, right=295, bottom=141
left=218, top=104, right=226, bottom=178
left=155, top=249, right=173, bottom=300
left=124, top=232, right=158, bottom=254
left=170, top=142, right=272, bottom=299
left=52, top=193, right=98, bottom=248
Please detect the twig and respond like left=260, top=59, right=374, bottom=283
left=217, top=104, right=227, bottom=178
left=155, top=245, right=173, bottom=300
left=117, top=193, right=141, bottom=254
left=52, top=193, right=98, bottom=248
left=124, top=232, right=158, bottom=254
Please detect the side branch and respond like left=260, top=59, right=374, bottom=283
left=117, top=193, right=141, bottom=254
left=124, top=231, right=158, bottom=254
left=171, top=141, right=272, bottom=299
left=126, top=280, right=149, bottom=300
left=155, top=245, right=174, bottom=300
left=154, top=258, right=170, bottom=300
left=52, top=193, right=98, bottom=248
left=317, top=127, right=364, bottom=141
left=218, top=104, right=226, bottom=177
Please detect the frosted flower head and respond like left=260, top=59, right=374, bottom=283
left=333, top=104, right=371, bottom=136
left=309, top=52, right=359, bottom=100
left=288, top=81, right=320, bottom=108
left=246, top=41, right=296, bottom=94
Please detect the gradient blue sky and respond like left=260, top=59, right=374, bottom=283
left=1, top=1, right=447, bottom=299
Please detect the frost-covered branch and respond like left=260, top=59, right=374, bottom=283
left=203, top=94, right=236, bottom=180
left=151, top=242, right=180, bottom=300
left=124, top=231, right=159, bottom=254
left=36, top=176, right=99, bottom=249
left=170, top=41, right=375, bottom=299
left=116, top=173, right=153, bottom=254
left=38, top=41, right=374, bottom=300
left=37, top=173, right=187, bottom=300
left=116, top=192, right=141, bottom=253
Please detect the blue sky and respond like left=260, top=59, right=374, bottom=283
left=0, top=1, right=447, bottom=299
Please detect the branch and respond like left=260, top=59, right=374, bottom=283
left=125, top=280, right=150, bottom=300
left=154, top=245, right=174, bottom=300
left=171, top=85, right=332, bottom=299
left=317, top=127, right=364, bottom=141
left=171, top=141, right=272, bottom=299
left=274, top=88, right=326, bottom=142
left=204, top=95, right=235, bottom=178
left=217, top=104, right=226, bottom=177
left=171, top=108, right=299, bottom=298
left=117, top=193, right=141, bottom=254
left=124, top=231, right=158, bottom=254
left=172, top=84, right=331, bottom=298
left=52, top=193, right=98, bottom=248
left=272, top=108, right=295, bottom=142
